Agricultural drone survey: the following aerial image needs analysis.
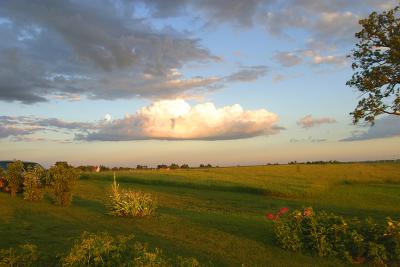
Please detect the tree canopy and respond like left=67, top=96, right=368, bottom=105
left=347, top=5, right=400, bottom=124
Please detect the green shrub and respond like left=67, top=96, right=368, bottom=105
left=6, top=160, right=25, bottom=197
left=49, top=163, right=79, bottom=207
left=23, top=166, right=46, bottom=201
left=61, top=232, right=200, bottom=267
left=0, top=243, right=38, bottom=267
left=269, top=207, right=400, bottom=266
left=109, top=173, right=157, bottom=217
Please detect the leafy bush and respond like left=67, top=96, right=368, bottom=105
left=23, top=166, right=46, bottom=201
left=6, top=160, right=25, bottom=197
left=61, top=232, right=200, bottom=267
left=0, top=243, right=38, bottom=267
left=0, top=167, right=6, bottom=191
left=109, top=173, right=157, bottom=217
left=268, top=207, right=400, bottom=266
left=49, top=163, right=79, bottom=206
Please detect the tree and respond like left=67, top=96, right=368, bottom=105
left=347, top=5, right=400, bottom=124
left=23, top=166, right=46, bottom=201
left=49, top=163, right=79, bottom=206
left=169, top=163, right=180, bottom=169
left=6, top=160, right=25, bottom=197
left=180, top=164, right=189, bottom=169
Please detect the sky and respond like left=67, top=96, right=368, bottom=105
left=0, top=0, right=399, bottom=167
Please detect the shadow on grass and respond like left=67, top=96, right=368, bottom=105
left=81, top=173, right=296, bottom=198
left=72, top=196, right=106, bottom=214
left=159, top=206, right=275, bottom=247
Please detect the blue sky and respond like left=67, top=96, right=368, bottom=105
left=0, top=0, right=399, bottom=167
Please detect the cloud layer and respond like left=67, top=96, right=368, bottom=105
left=297, top=115, right=337, bottom=128
left=341, top=116, right=400, bottom=141
left=80, top=99, right=281, bottom=141
left=0, top=0, right=395, bottom=103
left=0, top=0, right=221, bottom=103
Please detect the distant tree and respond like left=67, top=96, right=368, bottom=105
left=180, top=164, right=189, bottom=169
left=157, top=164, right=168, bottom=169
left=99, top=165, right=110, bottom=171
left=169, top=163, right=179, bottom=169
left=6, top=160, right=24, bottom=197
left=347, top=5, right=400, bottom=124
left=55, top=161, right=71, bottom=168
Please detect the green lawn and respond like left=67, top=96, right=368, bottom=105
left=0, top=163, right=399, bottom=266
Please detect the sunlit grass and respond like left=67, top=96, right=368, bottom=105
left=0, top=163, right=399, bottom=266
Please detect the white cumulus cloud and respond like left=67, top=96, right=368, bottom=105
left=80, top=99, right=282, bottom=141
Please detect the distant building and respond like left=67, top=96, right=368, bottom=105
left=92, top=166, right=100, bottom=172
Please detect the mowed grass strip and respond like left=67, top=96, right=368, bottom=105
left=0, top=163, right=399, bottom=266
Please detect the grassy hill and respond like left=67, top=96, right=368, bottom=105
left=0, top=163, right=399, bottom=266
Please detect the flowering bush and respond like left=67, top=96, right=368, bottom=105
left=61, top=232, right=200, bottom=267
left=1, top=232, right=201, bottom=266
left=109, top=173, right=157, bottom=217
left=266, top=207, right=400, bottom=266
left=0, top=243, right=38, bottom=267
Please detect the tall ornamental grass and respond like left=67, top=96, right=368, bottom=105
left=109, top=173, right=157, bottom=217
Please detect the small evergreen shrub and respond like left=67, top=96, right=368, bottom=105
left=6, top=160, right=25, bottom=197
left=23, top=166, right=46, bottom=201
left=0, top=243, right=38, bottom=267
left=109, top=173, right=157, bottom=217
left=49, top=163, right=79, bottom=206
left=61, top=232, right=200, bottom=267
left=267, top=207, right=400, bottom=266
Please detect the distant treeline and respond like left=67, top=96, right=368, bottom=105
left=75, top=163, right=217, bottom=172
left=286, top=159, right=400, bottom=165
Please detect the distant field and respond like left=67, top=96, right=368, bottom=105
left=1, top=163, right=399, bottom=266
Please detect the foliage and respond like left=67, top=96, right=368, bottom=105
left=0, top=243, right=38, bottom=267
left=169, top=163, right=180, bottom=170
left=23, top=166, right=46, bottom=201
left=271, top=207, right=400, bottom=266
left=6, top=160, right=25, bottom=197
left=109, top=173, right=157, bottom=217
left=61, top=232, right=200, bottom=267
left=347, top=5, right=400, bottom=124
left=0, top=167, right=6, bottom=192
left=49, top=163, right=79, bottom=206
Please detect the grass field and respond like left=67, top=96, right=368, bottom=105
left=0, top=163, right=399, bottom=266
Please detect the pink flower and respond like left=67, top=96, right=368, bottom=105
left=303, top=208, right=313, bottom=217
left=278, top=207, right=289, bottom=214
left=265, top=213, right=277, bottom=220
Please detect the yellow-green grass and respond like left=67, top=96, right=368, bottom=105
left=0, top=163, right=399, bottom=266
